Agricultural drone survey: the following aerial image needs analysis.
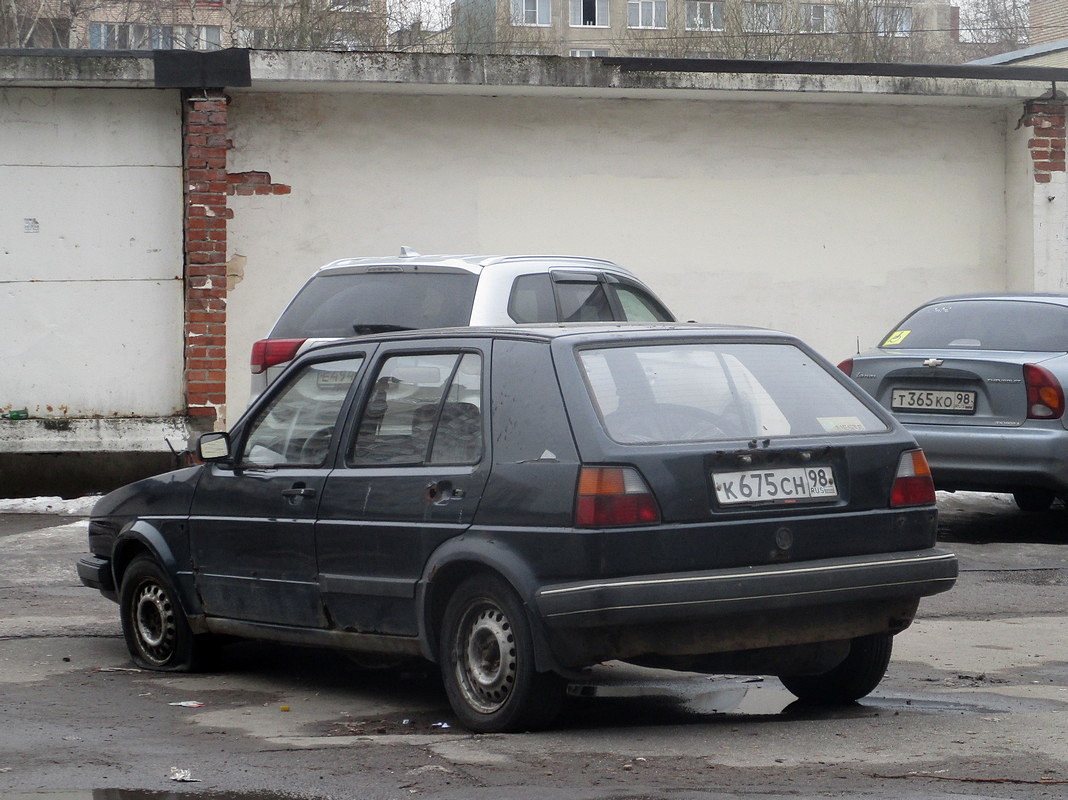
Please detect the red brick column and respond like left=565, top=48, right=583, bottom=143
left=183, top=93, right=231, bottom=427
left=1023, top=98, right=1067, bottom=185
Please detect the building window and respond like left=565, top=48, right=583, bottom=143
left=570, top=48, right=610, bottom=56
left=685, top=1, right=724, bottom=31
left=743, top=2, right=783, bottom=32
left=570, top=0, right=609, bottom=27
left=800, top=3, right=836, bottom=32
left=89, top=22, right=128, bottom=49
left=90, top=22, right=222, bottom=50
left=628, top=0, right=666, bottom=29
left=874, top=5, right=912, bottom=37
left=512, top=0, right=551, bottom=26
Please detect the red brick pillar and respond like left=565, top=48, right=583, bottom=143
left=1023, top=98, right=1067, bottom=185
left=182, top=93, right=231, bottom=428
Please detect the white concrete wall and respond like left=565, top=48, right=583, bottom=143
left=0, top=88, right=185, bottom=431
left=224, top=91, right=1012, bottom=413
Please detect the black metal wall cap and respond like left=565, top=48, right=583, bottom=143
left=154, top=48, right=251, bottom=89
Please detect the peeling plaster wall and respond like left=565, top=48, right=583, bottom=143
left=224, top=91, right=1010, bottom=413
left=0, top=88, right=185, bottom=434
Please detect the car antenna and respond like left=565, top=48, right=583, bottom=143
left=398, top=246, right=420, bottom=258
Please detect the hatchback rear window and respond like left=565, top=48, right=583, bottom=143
left=578, top=342, right=886, bottom=443
left=271, top=271, right=479, bottom=339
left=882, top=300, right=1068, bottom=352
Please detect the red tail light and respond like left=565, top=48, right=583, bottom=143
left=891, top=449, right=936, bottom=507
left=575, top=467, right=660, bottom=527
left=837, top=357, right=854, bottom=376
left=250, top=339, right=307, bottom=374
left=1024, top=364, right=1065, bottom=420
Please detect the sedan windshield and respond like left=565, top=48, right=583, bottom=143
left=881, top=300, right=1068, bottom=352
left=579, top=342, right=886, bottom=444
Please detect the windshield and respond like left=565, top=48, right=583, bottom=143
left=271, top=271, right=479, bottom=339
left=578, top=342, right=886, bottom=444
left=881, top=300, right=1068, bottom=352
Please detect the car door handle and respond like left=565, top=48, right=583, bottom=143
left=425, top=481, right=465, bottom=503
left=281, top=487, right=317, bottom=498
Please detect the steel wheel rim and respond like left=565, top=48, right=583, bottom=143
left=453, top=601, right=517, bottom=714
left=133, top=581, right=177, bottom=665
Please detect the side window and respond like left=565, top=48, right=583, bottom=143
left=555, top=278, right=614, bottom=322
left=508, top=274, right=557, bottom=323
left=350, top=352, right=483, bottom=466
left=241, top=357, right=364, bottom=467
left=612, top=283, right=673, bottom=322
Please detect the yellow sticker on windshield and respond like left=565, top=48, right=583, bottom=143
left=883, top=330, right=911, bottom=346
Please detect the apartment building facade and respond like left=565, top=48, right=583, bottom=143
left=453, top=0, right=962, bottom=61
left=4, top=0, right=388, bottom=51
left=1032, top=0, right=1067, bottom=46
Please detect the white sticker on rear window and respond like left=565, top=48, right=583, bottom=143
left=817, top=416, right=868, bottom=433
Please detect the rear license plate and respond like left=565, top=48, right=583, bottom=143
left=713, top=466, right=838, bottom=506
left=891, top=389, right=975, bottom=414
left=317, top=371, right=356, bottom=389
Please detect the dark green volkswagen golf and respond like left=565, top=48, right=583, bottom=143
left=78, top=324, right=957, bottom=732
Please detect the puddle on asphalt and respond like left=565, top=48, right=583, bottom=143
left=561, top=672, right=1042, bottom=727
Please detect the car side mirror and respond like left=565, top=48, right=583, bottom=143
left=197, top=431, right=233, bottom=463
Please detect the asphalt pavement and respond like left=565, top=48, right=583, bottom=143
left=1, top=491, right=1066, bottom=800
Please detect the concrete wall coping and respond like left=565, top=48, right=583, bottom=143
left=2, top=49, right=1067, bottom=107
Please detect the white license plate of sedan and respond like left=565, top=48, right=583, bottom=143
left=713, top=467, right=838, bottom=506
left=891, top=389, right=975, bottom=413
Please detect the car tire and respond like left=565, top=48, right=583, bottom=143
left=777, top=633, right=892, bottom=704
left=439, top=575, right=564, bottom=733
left=1012, top=488, right=1056, bottom=513
left=119, top=556, right=206, bottom=672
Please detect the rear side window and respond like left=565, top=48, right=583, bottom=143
left=508, top=272, right=672, bottom=323
left=882, top=300, right=1068, bottom=352
left=349, top=352, right=483, bottom=465
left=578, top=343, right=886, bottom=444
left=271, top=272, right=479, bottom=338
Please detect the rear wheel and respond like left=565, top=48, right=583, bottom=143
left=778, top=633, right=892, bottom=704
left=439, top=575, right=563, bottom=733
left=1012, top=488, right=1056, bottom=512
left=120, top=556, right=207, bottom=671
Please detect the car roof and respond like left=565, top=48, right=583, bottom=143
left=918, top=292, right=1068, bottom=306
left=314, top=250, right=635, bottom=277
left=298, top=322, right=796, bottom=358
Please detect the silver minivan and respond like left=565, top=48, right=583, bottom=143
left=250, top=248, right=675, bottom=395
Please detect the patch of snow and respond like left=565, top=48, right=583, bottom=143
left=0, top=495, right=100, bottom=515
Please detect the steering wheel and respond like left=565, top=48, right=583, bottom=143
left=298, top=426, right=335, bottom=463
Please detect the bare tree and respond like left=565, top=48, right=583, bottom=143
left=226, top=0, right=390, bottom=50
left=2, top=0, right=85, bottom=47
left=958, top=0, right=1028, bottom=48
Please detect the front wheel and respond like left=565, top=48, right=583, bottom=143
left=119, top=556, right=206, bottom=671
left=777, top=633, right=892, bottom=704
left=439, top=575, right=563, bottom=733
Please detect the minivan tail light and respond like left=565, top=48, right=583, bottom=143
left=1024, top=364, right=1065, bottom=419
left=837, top=357, right=854, bottom=376
left=250, top=338, right=307, bottom=374
left=890, top=449, right=936, bottom=507
left=575, top=467, right=660, bottom=527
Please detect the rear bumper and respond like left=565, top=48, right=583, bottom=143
left=535, top=548, right=957, bottom=629
left=907, top=423, right=1068, bottom=493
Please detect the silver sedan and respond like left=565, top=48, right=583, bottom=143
left=840, top=293, right=1068, bottom=512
